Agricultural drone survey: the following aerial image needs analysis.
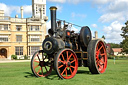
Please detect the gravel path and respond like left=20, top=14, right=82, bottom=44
left=0, top=59, right=30, bottom=63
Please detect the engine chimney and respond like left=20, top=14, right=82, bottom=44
left=50, top=6, right=57, bottom=36
left=21, top=6, right=23, bottom=18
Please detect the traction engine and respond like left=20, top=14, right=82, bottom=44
left=31, top=6, right=107, bottom=79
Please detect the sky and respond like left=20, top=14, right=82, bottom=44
left=0, top=0, right=128, bottom=44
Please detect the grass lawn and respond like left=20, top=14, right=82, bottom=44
left=0, top=59, right=128, bottom=85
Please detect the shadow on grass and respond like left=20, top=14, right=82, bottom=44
left=24, top=72, right=36, bottom=78
left=24, top=70, right=90, bottom=80
left=77, top=70, right=90, bottom=74
left=24, top=71, right=59, bottom=80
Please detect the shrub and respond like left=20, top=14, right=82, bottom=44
left=108, top=55, right=128, bottom=60
left=24, top=55, right=28, bottom=59
left=11, top=55, right=17, bottom=59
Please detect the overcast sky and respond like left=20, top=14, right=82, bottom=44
left=0, top=0, right=128, bottom=43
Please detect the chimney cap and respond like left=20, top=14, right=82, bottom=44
left=21, top=6, right=23, bottom=10
left=50, top=6, right=57, bottom=10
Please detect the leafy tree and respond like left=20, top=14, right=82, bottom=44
left=108, top=43, right=120, bottom=48
left=120, top=21, right=128, bottom=53
left=102, top=35, right=105, bottom=40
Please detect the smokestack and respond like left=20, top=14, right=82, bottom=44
left=40, top=8, right=43, bottom=19
left=50, top=6, right=57, bottom=35
left=95, top=31, right=98, bottom=39
left=21, top=6, right=23, bottom=18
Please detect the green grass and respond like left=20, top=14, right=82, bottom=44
left=0, top=60, right=128, bottom=85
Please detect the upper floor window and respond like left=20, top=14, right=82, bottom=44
left=16, top=35, right=22, bottom=42
left=0, top=25, right=9, bottom=30
left=30, top=35, right=40, bottom=42
left=30, top=26, right=39, bottom=31
left=0, top=35, right=8, bottom=42
left=16, top=25, right=22, bottom=31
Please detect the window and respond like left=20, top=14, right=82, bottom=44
left=16, top=25, right=22, bottom=31
left=15, top=47, right=23, bottom=55
left=0, top=35, right=8, bottom=42
left=30, top=26, right=39, bottom=31
left=0, top=25, right=9, bottom=30
left=30, top=46, right=40, bottom=55
left=16, top=35, right=22, bottom=42
left=30, top=35, right=40, bottom=42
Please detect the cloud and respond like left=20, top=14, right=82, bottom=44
left=98, top=0, right=128, bottom=23
left=56, top=5, right=63, bottom=12
left=71, top=12, right=86, bottom=19
left=48, top=0, right=66, bottom=3
left=99, top=13, right=125, bottom=23
left=48, top=0, right=89, bottom=4
left=0, top=3, right=18, bottom=16
left=103, top=21, right=124, bottom=43
left=91, top=24, right=97, bottom=28
left=0, top=3, right=32, bottom=16
left=70, top=26, right=79, bottom=33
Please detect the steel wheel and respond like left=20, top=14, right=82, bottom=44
left=87, top=40, right=107, bottom=74
left=31, top=50, right=53, bottom=77
left=54, top=49, right=78, bottom=79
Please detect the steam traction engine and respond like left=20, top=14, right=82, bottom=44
left=31, top=6, right=107, bottom=79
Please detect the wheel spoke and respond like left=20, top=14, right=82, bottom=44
left=61, top=54, right=65, bottom=61
left=61, top=67, right=67, bottom=76
left=37, top=67, right=41, bottom=74
left=70, top=66, right=75, bottom=69
left=98, top=45, right=103, bottom=52
left=98, top=64, right=103, bottom=70
left=99, top=60, right=105, bottom=65
left=66, top=51, right=69, bottom=60
left=58, top=59, right=64, bottom=64
left=70, top=59, right=76, bottom=63
left=34, top=65, right=39, bottom=69
left=41, top=67, right=43, bottom=75
left=65, top=69, right=67, bottom=77
left=58, top=65, right=64, bottom=69
left=45, top=66, right=48, bottom=72
left=37, top=54, right=41, bottom=61
left=34, top=60, right=39, bottom=63
left=100, top=53, right=106, bottom=56
left=70, top=67, right=73, bottom=74
left=68, top=53, right=73, bottom=61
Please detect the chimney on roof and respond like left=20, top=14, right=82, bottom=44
left=95, top=31, right=98, bottom=39
left=21, top=6, right=24, bottom=18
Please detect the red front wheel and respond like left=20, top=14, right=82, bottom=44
left=87, top=40, right=107, bottom=74
left=54, top=49, right=78, bottom=79
left=31, top=50, right=53, bottom=77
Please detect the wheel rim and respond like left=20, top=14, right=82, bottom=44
left=32, top=51, right=53, bottom=77
left=96, top=41, right=107, bottom=73
left=57, top=49, right=78, bottom=79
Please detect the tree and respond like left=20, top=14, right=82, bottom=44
left=109, top=43, right=120, bottom=48
left=120, top=21, right=128, bottom=53
left=102, top=35, right=105, bottom=40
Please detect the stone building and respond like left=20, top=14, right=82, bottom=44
left=0, top=0, right=47, bottom=59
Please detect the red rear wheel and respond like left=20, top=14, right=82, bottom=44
left=31, top=50, right=53, bottom=77
left=54, top=49, right=78, bottom=79
left=87, top=40, right=107, bottom=74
